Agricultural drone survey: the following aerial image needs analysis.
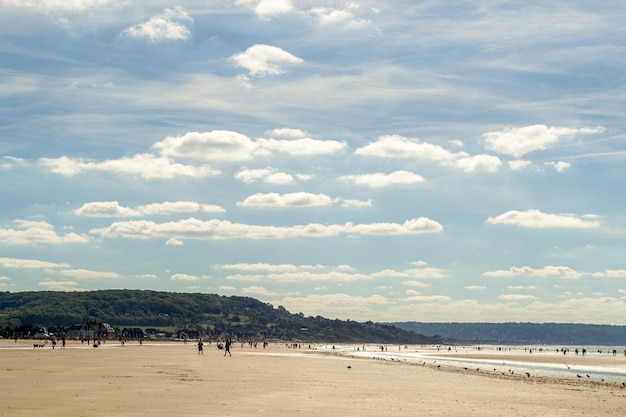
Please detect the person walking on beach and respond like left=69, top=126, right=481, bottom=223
left=224, top=338, right=232, bottom=356
left=197, top=339, right=204, bottom=355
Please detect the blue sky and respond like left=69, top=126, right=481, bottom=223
left=1, top=0, right=626, bottom=324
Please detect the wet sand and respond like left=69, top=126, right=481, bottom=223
left=1, top=340, right=626, bottom=417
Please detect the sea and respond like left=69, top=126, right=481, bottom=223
left=315, top=343, right=626, bottom=385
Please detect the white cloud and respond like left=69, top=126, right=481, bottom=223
left=592, top=270, right=626, bottom=278
left=339, top=198, right=374, bottom=208
left=275, top=293, right=390, bottom=318
left=403, top=280, right=430, bottom=288
left=217, top=263, right=304, bottom=272
left=230, top=44, right=304, bottom=76
left=0, top=220, right=88, bottom=245
left=1, top=156, right=27, bottom=168
left=242, top=286, right=277, bottom=296
left=235, top=168, right=296, bottom=185
left=227, top=270, right=370, bottom=282
left=483, top=125, right=603, bottom=157
left=170, top=273, right=200, bottom=281
left=0, top=257, right=70, bottom=269
left=74, top=201, right=140, bottom=217
left=498, top=294, right=538, bottom=301
left=73, top=201, right=225, bottom=218
left=237, top=0, right=293, bottom=18
left=90, top=216, right=443, bottom=240
left=39, top=154, right=220, bottom=180
left=59, top=268, right=121, bottom=280
left=483, top=265, right=585, bottom=280
left=1, top=0, right=118, bottom=12
left=121, top=7, right=192, bottom=42
left=338, top=171, right=425, bottom=188
left=346, top=217, right=443, bottom=236
left=453, top=154, right=502, bottom=173
left=267, top=127, right=306, bottom=138
left=153, top=131, right=259, bottom=162
left=256, top=137, right=347, bottom=156
left=137, top=201, right=225, bottom=215
left=465, top=285, right=486, bottom=290
left=508, top=160, right=532, bottom=171
left=237, top=192, right=334, bottom=208
left=487, top=209, right=600, bottom=229
left=356, top=134, right=460, bottom=161
left=166, top=238, right=184, bottom=246
left=546, top=161, right=571, bottom=172
left=38, top=279, right=83, bottom=291
left=402, top=294, right=452, bottom=303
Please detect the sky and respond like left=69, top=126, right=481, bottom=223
left=1, top=0, right=626, bottom=324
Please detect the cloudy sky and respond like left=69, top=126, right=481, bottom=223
left=2, top=0, right=626, bottom=324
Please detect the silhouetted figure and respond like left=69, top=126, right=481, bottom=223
left=197, top=339, right=204, bottom=355
left=224, top=338, right=232, bottom=356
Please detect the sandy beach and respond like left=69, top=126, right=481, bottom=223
left=2, top=340, right=626, bottom=417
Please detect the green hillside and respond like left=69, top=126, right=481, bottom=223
left=0, top=290, right=440, bottom=344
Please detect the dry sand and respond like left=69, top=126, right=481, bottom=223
left=2, top=340, right=626, bottom=417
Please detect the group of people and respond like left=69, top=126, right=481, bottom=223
left=197, top=337, right=232, bottom=356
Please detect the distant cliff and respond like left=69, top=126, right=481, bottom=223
left=390, top=322, right=626, bottom=346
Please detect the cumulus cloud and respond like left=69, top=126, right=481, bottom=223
left=356, top=134, right=459, bottom=161
left=38, top=279, right=83, bottom=291
left=230, top=44, right=303, bottom=76
left=276, top=293, right=390, bottom=318
left=256, top=137, right=347, bottom=156
left=508, top=160, right=532, bottom=171
left=356, top=134, right=500, bottom=173
left=39, top=154, right=220, bottom=180
left=266, top=127, right=307, bottom=138
left=1, top=0, right=118, bottom=12
left=453, top=154, right=502, bottom=173
left=153, top=131, right=260, bottom=162
left=0, top=257, right=70, bottom=269
left=90, top=216, right=443, bottom=241
left=546, top=161, right=571, bottom=172
left=483, top=265, right=585, bottom=279
left=59, top=268, right=121, bottom=280
left=74, top=201, right=140, bottom=217
left=338, top=171, right=425, bottom=188
left=73, top=201, right=225, bottom=218
left=339, top=198, right=374, bottom=208
left=0, top=220, right=88, bottom=245
left=592, top=269, right=626, bottom=278
left=487, top=209, right=600, bottom=229
left=121, top=7, right=192, bottom=42
left=372, top=265, right=445, bottom=280
left=236, top=0, right=293, bottom=18
left=235, top=168, right=297, bottom=185
left=242, top=286, right=277, bottom=296
left=170, top=273, right=201, bottom=281
left=41, top=130, right=347, bottom=181
left=498, top=294, right=537, bottom=301
left=217, top=263, right=307, bottom=272
left=227, top=270, right=369, bottom=282
left=483, top=125, right=603, bottom=157
left=156, top=130, right=345, bottom=162
left=236, top=192, right=334, bottom=208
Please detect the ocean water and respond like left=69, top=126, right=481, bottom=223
left=317, top=344, right=626, bottom=385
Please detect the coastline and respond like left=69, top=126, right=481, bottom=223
left=2, top=340, right=626, bottom=416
